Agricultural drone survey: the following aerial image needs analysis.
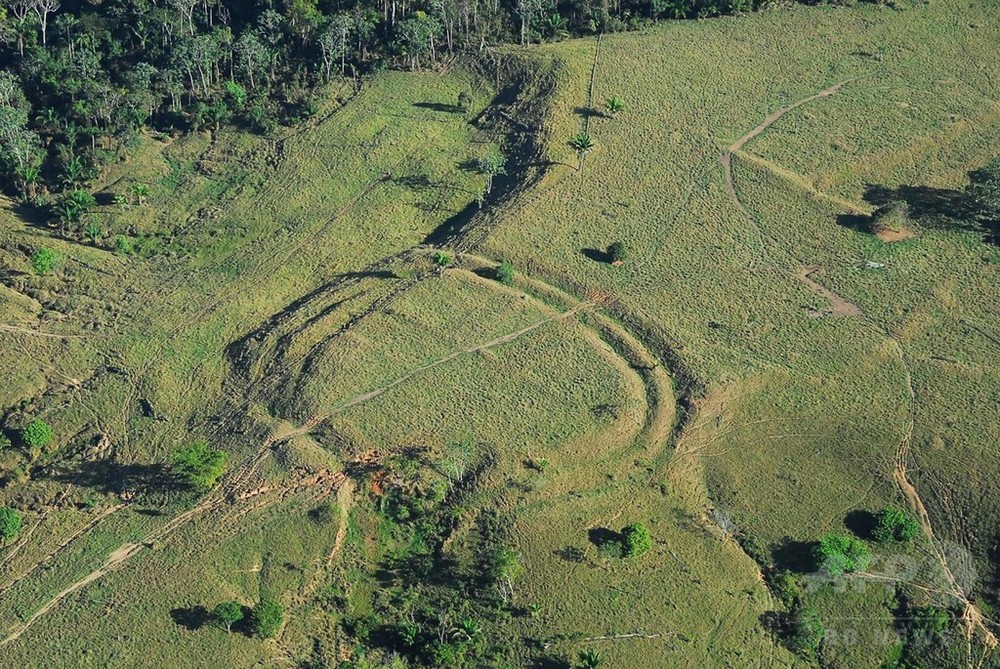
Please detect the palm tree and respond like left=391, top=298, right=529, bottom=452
left=577, top=649, right=603, bottom=669
left=569, top=132, right=595, bottom=171
left=131, top=183, right=151, bottom=206
left=605, top=96, right=625, bottom=118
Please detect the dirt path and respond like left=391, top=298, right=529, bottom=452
left=719, top=74, right=871, bottom=214
left=887, top=339, right=997, bottom=666
left=796, top=267, right=862, bottom=317
left=0, top=324, right=87, bottom=339
left=0, top=541, right=145, bottom=648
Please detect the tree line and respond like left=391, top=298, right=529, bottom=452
left=0, top=0, right=881, bottom=202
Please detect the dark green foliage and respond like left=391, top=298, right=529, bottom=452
left=869, top=201, right=911, bottom=235
left=21, top=419, right=53, bottom=448
left=213, top=601, right=244, bottom=632
left=787, top=604, right=825, bottom=657
left=433, top=251, right=453, bottom=267
left=30, top=249, right=59, bottom=275
left=577, top=649, right=603, bottom=668
left=768, top=570, right=803, bottom=608
left=115, top=236, right=134, bottom=256
left=457, top=91, right=472, bottom=112
left=250, top=598, right=285, bottom=638
left=170, top=441, right=227, bottom=492
left=0, top=433, right=10, bottom=450
left=0, top=508, right=23, bottom=541
left=608, top=241, right=628, bottom=263
left=873, top=506, right=920, bottom=543
left=495, top=260, right=515, bottom=286
left=968, top=159, right=1000, bottom=222
left=605, top=96, right=625, bottom=117
left=621, top=522, right=652, bottom=557
left=815, top=532, right=871, bottom=574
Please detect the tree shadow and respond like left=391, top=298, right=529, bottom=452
left=845, top=509, right=878, bottom=540
left=587, top=526, right=622, bottom=549
left=390, top=174, right=434, bottom=191
left=581, top=247, right=610, bottom=263
left=553, top=546, right=586, bottom=563
left=771, top=537, right=818, bottom=573
left=170, top=605, right=211, bottom=631
left=413, top=101, right=463, bottom=113
left=457, top=158, right=480, bottom=173
left=573, top=106, right=606, bottom=121
left=42, top=458, right=176, bottom=496
left=835, top=213, right=870, bottom=233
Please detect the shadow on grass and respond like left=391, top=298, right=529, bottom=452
left=170, top=605, right=211, bottom=631
left=41, top=458, right=176, bottom=496
left=581, top=247, right=610, bottom=264
left=861, top=183, right=998, bottom=242
left=844, top=509, right=877, bottom=540
left=573, top=106, right=607, bottom=121
left=588, top=527, right=622, bottom=549
left=413, top=101, right=464, bottom=113
left=771, top=537, right=818, bottom=573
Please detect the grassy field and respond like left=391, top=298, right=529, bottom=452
left=0, top=0, right=998, bottom=667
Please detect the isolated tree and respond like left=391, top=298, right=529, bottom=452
left=607, top=241, right=627, bottom=264
left=30, top=249, right=59, bottom=275
left=570, top=132, right=595, bottom=170
left=131, top=183, right=151, bottom=206
left=968, top=159, right=1000, bottom=222
left=57, top=189, right=96, bottom=231
left=170, top=441, right=227, bottom=492
left=21, top=419, right=53, bottom=448
left=605, top=96, right=624, bottom=118
left=478, top=148, right=506, bottom=195
left=869, top=200, right=910, bottom=236
left=621, top=522, right=651, bottom=557
left=433, top=251, right=452, bottom=267
left=491, top=545, right=523, bottom=602
left=494, top=260, right=514, bottom=286
left=577, top=649, right=603, bottom=669
left=0, top=508, right=22, bottom=541
left=250, top=598, right=285, bottom=638
left=872, top=506, right=919, bottom=543
left=213, top=601, right=244, bottom=632
left=815, top=532, right=871, bottom=575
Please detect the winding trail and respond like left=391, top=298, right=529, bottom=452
left=719, top=74, right=872, bottom=216
left=887, top=339, right=997, bottom=667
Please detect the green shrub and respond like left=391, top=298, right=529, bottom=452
left=815, top=532, right=871, bottom=575
left=608, top=241, right=628, bottom=263
left=249, top=598, right=284, bottom=638
left=621, top=522, right=652, bottom=557
left=31, top=248, right=59, bottom=274
left=787, top=604, right=825, bottom=657
left=495, top=260, right=514, bottom=286
left=115, top=235, right=134, bottom=255
left=0, top=433, right=11, bottom=450
left=872, top=506, right=920, bottom=543
left=0, top=508, right=23, bottom=541
left=21, top=420, right=53, bottom=448
left=433, top=250, right=452, bottom=267
left=170, top=441, right=227, bottom=492
left=869, top=200, right=910, bottom=235
left=212, top=600, right=244, bottom=632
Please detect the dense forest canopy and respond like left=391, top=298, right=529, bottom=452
left=0, top=0, right=878, bottom=205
